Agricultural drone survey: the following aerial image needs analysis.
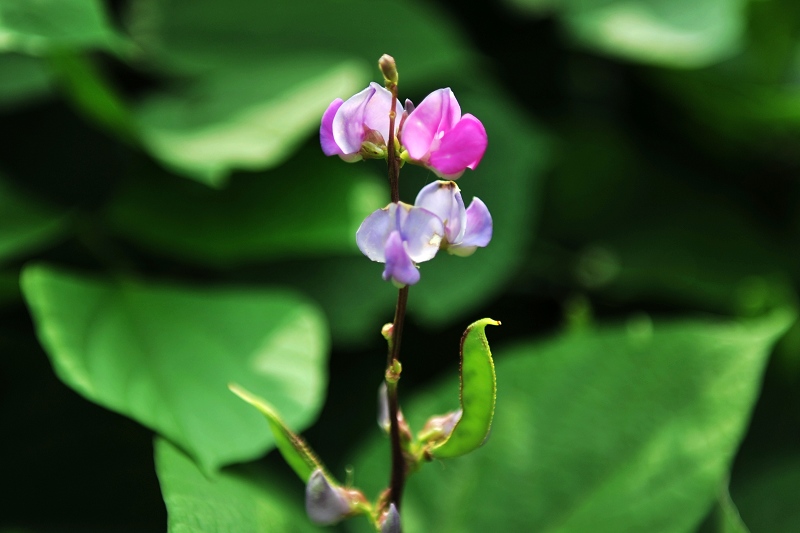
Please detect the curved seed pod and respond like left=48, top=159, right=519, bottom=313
left=430, top=318, right=499, bottom=459
left=229, top=383, right=328, bottom=482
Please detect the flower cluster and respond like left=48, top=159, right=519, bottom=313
left=321, top=84, right=487, bottom=180
left=322, top=79, right=492, bottom=286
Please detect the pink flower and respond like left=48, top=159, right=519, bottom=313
left=401, top=88, right=487, bottom=179
left=320, top=82, right=403, bottom=162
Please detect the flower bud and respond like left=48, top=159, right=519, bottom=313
left=305, top=469, right=351, bottom=525
left=377, top=382, right=390, bottom=432
left=380, top=503, right=402, bottom=533
left=381, top=322, right=394, bottom=341
left=379, top=54, right=398, bottom=86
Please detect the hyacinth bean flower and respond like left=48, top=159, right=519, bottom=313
left=414, top=180, right=493, bottom=257
left=401, top=88, right=487, bottom=179
left=320, top=82, right=404, bottom=162
left=356, top=202, right=444, bottom=287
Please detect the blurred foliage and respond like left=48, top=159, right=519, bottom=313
left=1, top=0, right=800, bottom=531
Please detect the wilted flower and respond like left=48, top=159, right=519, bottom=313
left=414, top=180, right=492, bottom=256
left=320, top=82, right=403, bottom=162
left=356, top=202, right=444, bottom=287
left=305, top=469, right=351, bottom=525
left=401, top=88, right=487, bottom=179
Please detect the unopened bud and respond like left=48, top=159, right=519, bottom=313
left=381, top=503, right=402, bottom=533
left=305, top=469, right=350, bottom=525
left=379, top=54, right=398, bottom=86
left=377, top=382, right=390, bottom=432
left=381, top=322, right=394, bottom=341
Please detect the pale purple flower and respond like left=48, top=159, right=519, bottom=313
left=356, top=202, right=444, bottom=287
left=320, top=82, right=403, bottom=162
left=414, top=180, right=492, bottom=256
left=401, top=88, right=487, bottom=179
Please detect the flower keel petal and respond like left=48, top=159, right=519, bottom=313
left=382, top=231, right=420, bottom=287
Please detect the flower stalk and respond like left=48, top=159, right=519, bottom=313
left=382, top=54, right=408, bottom=511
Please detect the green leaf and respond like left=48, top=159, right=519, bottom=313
left=155, top=437, right=319, bottom=533
left=431, top=319, right=499, bottom=459
left=715, top=486, right=750, bottom=533
left=105, top=145, right=385, bottom=266
left=563, top=0, right=748, bottom=67
left=347, top=312, right=792, bottom=532
left=0, top=53, right=53, bottom=108
left=0, top=177, right=68, bottom=264
left=0, top=0, right=122, bottom=55
left=134, top=58, right=369, bottom=186
left=229, top=384, right=328, bottom=483
left=21, top=264, right=329, bottom=472
left=125, top=0, right=472, bottom=89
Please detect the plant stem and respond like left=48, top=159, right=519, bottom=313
left=384, top=79, right=408, bottom=510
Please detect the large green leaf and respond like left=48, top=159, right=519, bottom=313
left=21, top=264, right=329, bottom=472
left=0, top=0, right=122, bottom=54
left=105, top=145, right=385, bottom=266
left=347, top=312, right=791, bottom=532
left=134, top=58, right=369, bottom=186
left=563, top=0, right=748, bottom=67
left=155, top=438, right=319, bottom=533
left=0, top=177, right=68, bottom=264
left=125, top=0, right=472, bottom=88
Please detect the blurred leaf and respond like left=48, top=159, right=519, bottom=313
left=538, top=124, right=792, bottom=316
left=0, top=177, right=68, bottom=264
left=715, top=486, right=750, bottom=533
left=0, top=53, right=53, bottom=108
left=504, top=0, right=564, bottom=15
left=155, top=438, right=319, bottom=533
left=563, top=0, right=747, bottom=67
left=125, top=0, right=472, bottom=88
left=105, top=145, right=385, bottom=265
left=134, top=58, right=369, bottom=186
left=49, top=50, right=137, bottom=142
left=0, top=0, right=122, bottom=55
left=347, top=311, right=792, bottom=532
left=733, top=455, right=800, bottom=533
left=431, top=318, right=499, bottom=459
left=21, top=264, right=329, bottom=472
left=649, top=0, right=800, bottom=157
left=229, top=384, right=329, bottom=484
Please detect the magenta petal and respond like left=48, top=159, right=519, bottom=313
left=428, top=114, right=487, bottom=177
left=382, top=231, right=420, bottom=286
left=320, top=99, right=344, bottom=156
left=403, top=88, right=449, bottom=160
